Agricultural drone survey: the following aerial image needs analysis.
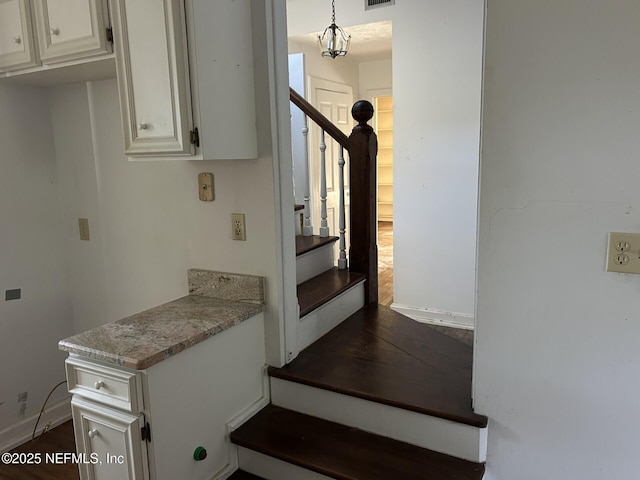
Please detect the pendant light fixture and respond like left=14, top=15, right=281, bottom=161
left=317, top=0, right=351, bottom=59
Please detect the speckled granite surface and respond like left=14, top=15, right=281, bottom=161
left=188, top=269, right=264, bottom=304
left=59, top=295, right=264, bottom=370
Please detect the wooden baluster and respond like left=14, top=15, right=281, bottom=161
left=348, top=101, right=378, bottom=304
left=338, top=145, right=348, bottom=269
left=302, top=119, right=313, bottom=236
left=319, top=129, right=329, bottom=237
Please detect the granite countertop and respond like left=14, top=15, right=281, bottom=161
left=58, top=270, right=265, bottom=370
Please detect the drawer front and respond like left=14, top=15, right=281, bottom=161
left=66, top=356, right=143, bottom=412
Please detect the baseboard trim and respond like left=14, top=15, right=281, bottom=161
left=0, top=397, right=72, bottom=453
left=390, top=303, right=475, bottom=330
left=218, top=366, right=271, bottom=480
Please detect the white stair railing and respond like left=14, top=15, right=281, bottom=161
left=319, top=130, right=329, bottom=237
left=301, top=119, right=313, bottom=236
left=337, top=145, right=347, bottom=269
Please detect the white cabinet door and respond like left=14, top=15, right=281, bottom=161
left=0, top=0, right=40, bottom=72
left=33, top=0, right=111, bottom=64
left=72, top=396, right=150, bottom=480
left=111, top=0, right=194, bottom=157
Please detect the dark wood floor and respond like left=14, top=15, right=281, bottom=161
left=0, top=420, right=79, bottom=480
left=231, top=405, right=485, bottom=480
left=270, top=304, right=487, bottom=427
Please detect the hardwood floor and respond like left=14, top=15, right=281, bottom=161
left=270, top=304, right=487, bottom=427
left=231, top=405, right=485, bottom=480
left=0, top=420, right=79, bottom=480
left=377, top=221, right=394, bottom=307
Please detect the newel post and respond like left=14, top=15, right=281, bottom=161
left=348, top=100, right=378, bottom=305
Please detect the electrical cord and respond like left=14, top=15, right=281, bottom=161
left=31, top=380, right=67, bottom=441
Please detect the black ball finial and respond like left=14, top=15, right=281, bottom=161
left=351, top=100, right=374, bottom=125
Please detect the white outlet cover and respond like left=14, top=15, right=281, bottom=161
left=606, top=232, right=640, bottom=274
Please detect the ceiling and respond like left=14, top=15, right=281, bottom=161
left=288, top=20, right=392, bottom=62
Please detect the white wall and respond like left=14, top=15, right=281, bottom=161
left=47, top=76, right=282, bottom=363
left=476, top=1, right=640, bottom=478
left=358, top=58, right=392, bottom=101
left=287, top=0, right=484, bottom=324
left=0, top=84, right=74, bottom=443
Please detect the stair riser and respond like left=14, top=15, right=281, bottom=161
left=298, top=282, right=365, bottom=351
left=237, top=447, right=332, bottom=480
left=270, top=377, right=487, bottom=463
left=296, top=243, right=335, bottom=284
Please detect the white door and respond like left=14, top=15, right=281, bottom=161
left=309, top=78, right=353, bottom=259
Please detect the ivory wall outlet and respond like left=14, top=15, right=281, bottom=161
left=606, top=232, right=640, bottom=274
left=232, top=213, right=246, bottom=241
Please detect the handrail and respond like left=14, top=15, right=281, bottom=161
left=289, top=87, right=349, bottom=150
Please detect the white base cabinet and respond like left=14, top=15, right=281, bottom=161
left=72, top=397, right=150, bottom=480
left=65, top=312, right=266, bottom=480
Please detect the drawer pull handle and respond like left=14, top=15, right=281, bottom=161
left=88, top=429, right=99, bottom=439
left=50, top=27, right=60, bottom=36
left=12, top=37, right=21, bottom=44
left=94, top=381, right=105, bottom=390
left=138, top=122, right=148, bottom=130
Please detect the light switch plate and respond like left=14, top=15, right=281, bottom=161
left=78, top=218, right=90, bottom=241
left=606, top=232, right=640, bottom=274
left=198, top=173, right=214, bottom=201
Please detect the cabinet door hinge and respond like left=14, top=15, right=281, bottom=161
left=190, top=127, right=200, bottom=148
left=106, top=27, right=113, bottom=44
left=141, top=422, right=151, bottom=443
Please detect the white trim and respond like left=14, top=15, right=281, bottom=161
left=0, top=397, right=72, bottom=453
left=264, top=0, right=299, bottom=366
left=238, top=446, right=332, bottom=480
left=271, top=377, right=487, bottom=462
left=390, top=303, right=475, bottom=330
left=298, top=280, right=365, bottom=350
left=218, top=366, right=271, bottom=480
left=296, top=242, right=335, bottom=285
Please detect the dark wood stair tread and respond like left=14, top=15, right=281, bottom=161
left=231, top=404, right=485, bottom=480
left=270, top=304, right=488, bottom=428
left=297, top=267, right=366, bottom=317
left=294, top=203, right=305, bottom=212
left=227, top=470, right=266, bottom=480
left=295, top=234, right=339, bottom=256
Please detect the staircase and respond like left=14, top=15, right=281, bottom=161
left=226, top=237, right=487, bottom=479
left=225, top=90, right=487, bottom=479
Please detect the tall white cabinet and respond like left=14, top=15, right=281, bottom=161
left=375, top=96, right=394, bottom=222
left=110, top=0, right=258, bottom=160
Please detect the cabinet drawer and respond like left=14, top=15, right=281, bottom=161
left=66, top=356, right=143, bottom=412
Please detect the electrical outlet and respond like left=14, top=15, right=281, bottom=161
left=231, top=213, right=246, bottom=241
left=78, top=218, right=90, bottom=241
left=606, top=232, right=640, bottom=274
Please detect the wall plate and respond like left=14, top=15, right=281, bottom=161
left=198, top=173, right=214, bottom=201
left=606, top=232, right=640, bottom=274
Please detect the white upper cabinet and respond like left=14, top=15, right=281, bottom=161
left=186, top=0, right=257, bottom=160
left=33, top=0, right=112, bottom=64
left=111, top=0, right=258, bottom=159
left=0, top=0, right=40, bottom=72
left=111, top=0, right=194, bottom=157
